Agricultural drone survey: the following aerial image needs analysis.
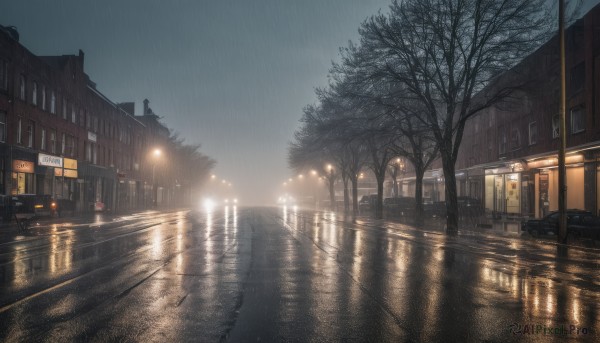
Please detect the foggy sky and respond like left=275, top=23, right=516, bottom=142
left=1, top=0, right=392, bottom=205
left=2, top=0, right=598, bottom=206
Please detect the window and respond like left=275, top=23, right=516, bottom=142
left=528, top=122, right=538, bottom=145
left=41, top=85, right=46, bottom=110
left=552, top=114, right=560, bottom=138
left=50, top=91, right=56, bottom=114
left=40, top=127, right=46, bottom=150
left=62, top=100, right=68, bottom=120
left=61, top=133, right=66, bottom=155
left=84, top=141, right=97, bottom=162
left=0, top=112, right=5, bottom=142
left=19, top=75, right=26, bottom=100
left=32, top=82, right=37, bottom=106
left=79, top=110, right=85, bottom=127
left=510, top=128, right=521, bottom=150
left=67, top=135, right=75, bottom=157
left=17, top=118, right=22, bottom=144
left=26, top=120, right=34, bottom=148
left=50, top=130, right=56, bottom=154
left=498, top=126, right=506, bottom=155
left=0, top=59, right=7, bottom=90
left=571, top=107, right=585, bottom=134
left=71, top=106, right=76, bottom=123
left=570, top=62, right=585, bottom=95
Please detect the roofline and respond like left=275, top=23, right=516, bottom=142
left=85, top=84, right=146, bottom=127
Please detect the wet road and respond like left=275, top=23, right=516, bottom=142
left=0, top=207, right=599, bottom=342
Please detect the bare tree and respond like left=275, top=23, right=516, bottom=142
left=289, top=104, right=340, bottom=211
left=360, top=0, right=552, bottom=231
left=334, top=41, right=438, bottom=224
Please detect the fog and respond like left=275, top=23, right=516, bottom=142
left=0, top=0, right=393, bottom=205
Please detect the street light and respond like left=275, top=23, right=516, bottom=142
left=152, top=149, right=162, bottom=207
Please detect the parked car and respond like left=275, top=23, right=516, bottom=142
left=13, top=194, right=55, bottom=217
left=359, top=195, right=378, bottom=212
left=457, top=196, right=484, bottom=217
left=422, top=197, right=483, bottom=218
left=568, top=213, right=600, bottom=239
left=55, top=198, right=76, bottom=217
left=521, top=209, right=594, bottom=236
left=424, top=201, right=447, bottom=218
left=383, top=197, right=415, bottom=216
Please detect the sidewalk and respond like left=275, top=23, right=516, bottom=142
left=0, top=210, right=161, bottom=244
left=351, top=213, right=600, bottom=249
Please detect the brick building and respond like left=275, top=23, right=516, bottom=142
left=0, top=25, right=165, bottom=213
left=396, top=3, right=600, bottom=219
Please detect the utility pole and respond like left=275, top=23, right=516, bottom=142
left=558, top=0, right=568, bottom=244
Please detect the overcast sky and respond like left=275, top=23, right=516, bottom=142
left=1, top=0, right=393, bottom=205
left=2, top=0, right=599, bottom=205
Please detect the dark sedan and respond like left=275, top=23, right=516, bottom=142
left=521, top=210, right=600, bottom=238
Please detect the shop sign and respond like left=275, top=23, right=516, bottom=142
left=38, top=153, right=63, bottom=168
left=64, top=158, right=78, bottom=170
left=88, top=131, right=97, bottom=142
left=12, top=160, right=34, bottom=173
left=64, top=169, right=78, bottom=178
left=54, top=168, right=78, bottom=179
left=55, top=168, right=78, bottom=178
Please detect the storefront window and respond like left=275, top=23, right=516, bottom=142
left=505, top=173, right=520, bottom=214
left=11, top=172, right=33, bottom=195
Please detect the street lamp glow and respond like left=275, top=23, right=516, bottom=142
left=298, top=174, right=304, bottom=179
left=153, top=149, right=162, bottom=157
left=211, top=174, right=216, bottom=179
left=327, top=164, right=333, bottom=171
left=311, top=170, right=317, bottom=176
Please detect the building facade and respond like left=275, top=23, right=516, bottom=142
left=0, top=25, right=168, bottom=214
left=395, top=4, right=600, bottom=219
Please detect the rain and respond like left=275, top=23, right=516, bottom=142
left=1, top=0, right=600, bottom=342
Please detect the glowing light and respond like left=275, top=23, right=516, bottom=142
left=153, top=149, right=162, bottom=157
left=203, top=198, right=215, bottom=212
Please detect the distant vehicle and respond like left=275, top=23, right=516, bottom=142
left=383, top=197, right=415, bottom=216
left=521, top=210, right=594, bottom=236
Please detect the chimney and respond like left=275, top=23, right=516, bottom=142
left=143, top=99, right=149, bottom=115
left=78, top=49, right=84, bottom=68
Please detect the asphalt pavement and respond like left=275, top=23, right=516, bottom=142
left=0, top=207, right=598, bottom=342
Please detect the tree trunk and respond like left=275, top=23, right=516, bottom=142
left=351, top=176, right=359, bottom=219
left=329, top=177, right=336, bottom=212
left=414, top=164, right=425, bottom=226
left=375, top=173, right=384, bottom=219
left=442, top=155, right=458, bottom=233
left=343, top=175, right=350, bottom=214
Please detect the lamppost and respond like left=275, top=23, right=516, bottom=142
left=152, top=148, right=161, bottom=207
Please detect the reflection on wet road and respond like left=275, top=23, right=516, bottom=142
left=0, top=207, right=598, bottom=342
